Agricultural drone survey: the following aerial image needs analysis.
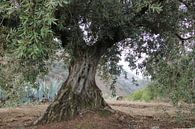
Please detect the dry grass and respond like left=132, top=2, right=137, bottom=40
left=0, top=101, right=194, bottom=129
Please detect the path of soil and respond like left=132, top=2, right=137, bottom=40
left=0, top=101, right=194, bottom=129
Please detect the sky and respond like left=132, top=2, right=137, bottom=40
left=118, top=51, right=146, bottom=80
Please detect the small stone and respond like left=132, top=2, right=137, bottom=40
left=118, top=115, right=125, bottom=122
left=151, top=126, right=160, bottom=129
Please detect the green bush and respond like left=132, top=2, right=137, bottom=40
left=127, top=82, right=165, bottom=102
left=130, top=89, right=143, bottom=101
left=141, top=88, right=153, bottom=102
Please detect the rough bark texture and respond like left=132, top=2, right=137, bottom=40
left=35, top=45, right=111, bottom=124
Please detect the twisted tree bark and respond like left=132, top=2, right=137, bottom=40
left=35, top=44, right=111, bottom=124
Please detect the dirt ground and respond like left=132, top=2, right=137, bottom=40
left=0, top=100, right=194, bottom=129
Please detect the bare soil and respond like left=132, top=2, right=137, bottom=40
left=0, top=101, right=194, bottom=129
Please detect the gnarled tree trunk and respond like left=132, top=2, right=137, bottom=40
left=35, top=45, right=111, bottom=124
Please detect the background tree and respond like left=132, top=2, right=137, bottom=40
left=0, top=0, right=194, bottom=124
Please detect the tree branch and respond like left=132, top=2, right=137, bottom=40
left=137, top=19, right=195, bottom=41
left=175, top=33, right=194, bottom=41
left=0, top=17, right=4, bottom=26
left=178, top=0, right=190, bottom=8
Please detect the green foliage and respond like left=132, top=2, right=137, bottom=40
left=127, top=82, right=165, bottom=102
left=134, top=0, right=163, bottom=13
left=0, top=0, right=66, bottom=98
left=10, top=0, right=58, bottom=60
left=0, top=26, right=8, bottom=57
left=0, top=81, right=34, bottom=107
left=154, top=54, right=195, bottom=104
left=0, top=0, right=67, bottom=83
left=128, top=89, right=144, bottom=101
left=0, top=0, right=195, bottom=106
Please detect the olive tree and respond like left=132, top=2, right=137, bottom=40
left=0, top=0, right=194, bottom=124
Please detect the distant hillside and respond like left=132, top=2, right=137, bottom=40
left=97, top=73, right=149, bottom=98
left=37, top=60, right=149, bottom=100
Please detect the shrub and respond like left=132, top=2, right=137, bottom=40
left=129, top=89, right=143, bottom=101
left=127, top=82, right=165, bottom=102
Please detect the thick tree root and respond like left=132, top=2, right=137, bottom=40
left=34, top=85, right=110, bottom=125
